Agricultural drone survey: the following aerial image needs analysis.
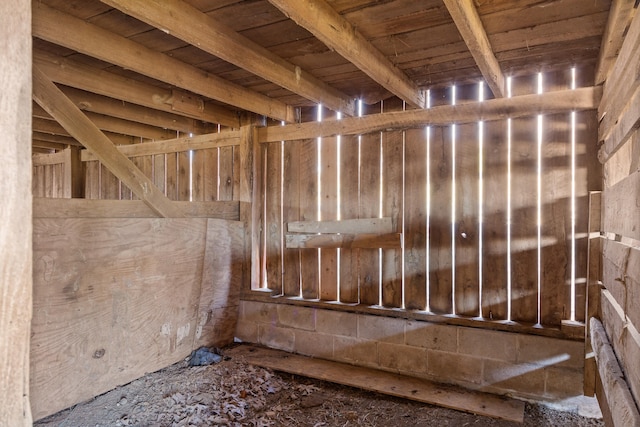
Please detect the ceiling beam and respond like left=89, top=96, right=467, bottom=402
left=33, top=117, right=139, bottom=146
left=33, top=104, right=177, bottom=141
left=267, top=0, right=426, bottom=109
left=101, top=0, right=356, bottom=116
left=32, top=132, right=81, bottom=147
left=34, top=50, right=239, bottom=128
left=32, top=2, right=296, bottom=123
left=59, top=86, right=217, bottom=135
left=33, top=66, right=182, bottom=218
left=594, top=0, right=637, bottom=85
left=442, top=0, right=505, bottom=98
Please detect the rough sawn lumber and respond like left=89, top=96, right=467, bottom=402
left=233, top=345, right=525, bottom=423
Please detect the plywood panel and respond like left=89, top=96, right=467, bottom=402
left=194, top=219, right=244, bottom=348
left=31, top=218, right=208, bottom=419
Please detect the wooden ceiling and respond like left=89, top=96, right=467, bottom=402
left=32, top=0, right=634, bottom=151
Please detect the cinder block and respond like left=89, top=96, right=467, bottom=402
left=483, top=359, right=546, bottom=398
left=316, top=309, right=357, bottom=337
left=277, top=305, right=315, bottom=331
left=358, top=314, right=405, bottom=344
left=378, top=342, right=428, bottom=374
left=545, top=366, right=584, bottom=399
left=428, top=350, right=483, bottom=385
left=259, top=324, right=295, bottom=352
left=234, top=319, right=259, bottom=343
left=457, top=328, right=517, bottom=362
left=517, top=335, right=584, bottom=369
left=241, top=300, right=277, bottom=324
left=405, top=320, right=457, bottom=352
left=333, top=336, right=378, bottom=367
left=294, top=330, right=333, bottom=358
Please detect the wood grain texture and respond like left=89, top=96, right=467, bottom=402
left=320, top=136, right=338, bottom=301
left=31, top=217, right=243, bottom=420
left=265, top=142, right=282, bottom=294
left=233, top=345, right=525, bottom=423
left=282, top=140, right=301, bottom=296
left=340, top=134, right=360, bottom=303
left=602, top=170, right=640, bottom=241
left=0, top=0, right=32, bottom=423
left=299, top=139, right=319, bottom=299
left=286, top=233, right=401, bottom=249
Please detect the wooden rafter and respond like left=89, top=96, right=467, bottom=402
left=34, top=50, right=239, bottom=128
left=267, top=0, right=426, bottom=109
left=32, top=2, right=296, bottom=123
left=442, top=0, right=505, bottom=98
left=32, top=66, right=182, bottom=218
left=101, top=0, right=356, bottom=116
left=595, top=0, right=637, bottom=85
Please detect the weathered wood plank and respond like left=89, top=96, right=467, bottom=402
left=404, top=127, right=428, bottom=310
left=234, top=345, right=525, bottom=423
left=165, top=152, right=178, bottom=201
left=219, top=146, right=235, bottom=201
left=282, top=140, right=301, bottom=297
left=32, top=198, right=240, bottom=220
left=594, top=0, right=637, bottom=85
left=177, top=151, right=191, bottom=202
left=358, top=131, right=381, bottom=306
left=600, top=84, right=640, bottom=163
left=429, top=124, right=453, bottom=315
left=288, top=217, right=393, bottom=234
left=265, top=142, right=282, bottom=294
left=481, top=119, right=508, bottom=320
left=0, top=0, right=32, bottom=422
left=602, top=170, right=640, bottom=241
left=339, top=134, right=360, bottom=303
left=32, top=150, right=66, bottom=166
left=258, top=87, right=601, bottom=143
left=81, top=131, right=241, bottom=162
left=320, top=135, right=338, bottom=301
left=286, top=233, right=402, bottom=249
left=299, top=138, right=319, bottom=299
left=455, top=122, right=480, bottom=317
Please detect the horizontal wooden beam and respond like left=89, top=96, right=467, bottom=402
left=34, top=50, right=239, bottom=128
left=442, top=0, right=504, bottom=98
left=599, top=84, right=640, bottom=162
left=33, top=103, right=177, bottom=141
left=286, top=232, right=401, bottom=249
left=602, top=170, right=640, bottom=241
left=32, top=140, right=67, bottom=152
left=287, top=217, right=393, bottom=234
left=33, top=198, right=240, bottom=220
left=32, top=66, right=182, bottom=218
left=259, top=86, right=602, bottom=142
left=102, top=0, right=355, bottom=116
left=268, top=0, right=426, bottom=109
left=32, top=150, right=67, bottom=167
left=81, top=130, right=241, bottom=161
left=32, top=2, right=295, bottom=122
left=33, top=117, right=138, bottom=146
left=32, top=132, right=80, bottom=147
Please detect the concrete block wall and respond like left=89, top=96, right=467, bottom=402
left=236, top=300, right=586, bottom=402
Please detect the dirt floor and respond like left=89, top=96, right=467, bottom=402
left=36, top=344, right=604, bottom=427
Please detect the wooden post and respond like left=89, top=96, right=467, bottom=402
left=0, top=0, right=33, bottom=424
left=63, top=146, right=85, bottom=198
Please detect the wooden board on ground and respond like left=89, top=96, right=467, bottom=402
left=230, top=345, right=525, bottom=423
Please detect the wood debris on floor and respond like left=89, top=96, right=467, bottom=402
left=35, top=344, right=604, bottom=427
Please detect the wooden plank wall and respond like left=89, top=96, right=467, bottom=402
left=31, top=216, right=244, bottom=420
left=595, top=8, right=640, bottom=423
left=257, top=68, right=596, bottom=328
